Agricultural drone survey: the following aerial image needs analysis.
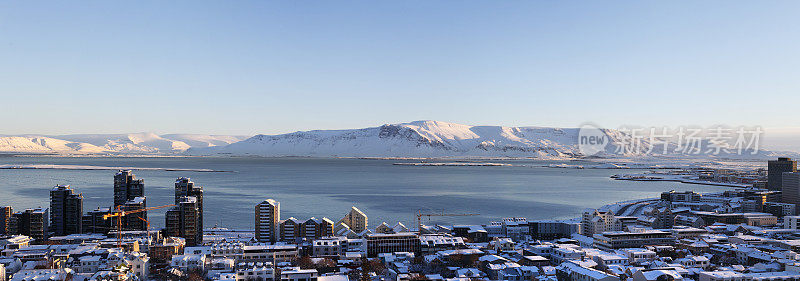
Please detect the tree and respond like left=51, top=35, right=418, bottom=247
left=448, top=254, right=479, bottom=268
left=187, top=269, right=204, bottom=281
left=359, top=257, right=387, bottom=281
left=410, top=274, right=430, bottom=281
left=297, top=256, right=315, bottom=269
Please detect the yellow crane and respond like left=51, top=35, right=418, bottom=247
left=103, top=204, right=175, bottom=249
left=415, top=210, right=478, bottom=233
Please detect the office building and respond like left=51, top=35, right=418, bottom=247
left=82, top=207, right=112, bottom=234
left=113, top=170, right=147, bottom=232
left=769, top=157, right=797, bottom=191
left=50, top=185, right=83, bottom=236
left=255, top=199, right=280, bottom=243
left=365, top=232, right=419, bottom=257
left=121, top=197, right=147, bottom=231
left=114, top=170, right=145, bottom=208
left=528, top=220, right=579, bottom=240
left=9, top=208, right=49, bottom=241
left=165, top=196, right=201, bottom=246
left=783, top=172, right=800, bottom=212
left=0, top=206, right=11, bottom=236
left=690, top=211, right=778, bottom=226
left=175, top=177, right=203, bottom=240
left=785, top=216, right=800, bottom=229
left=338, top=206, right=367, bottom=233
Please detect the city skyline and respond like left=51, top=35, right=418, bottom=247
left=3, top=2, right=800, bottom=280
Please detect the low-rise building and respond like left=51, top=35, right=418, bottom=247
left=236, top=262, right=275, bottom=281
left=365, top=233, right=418, bottom=257
left=418, top=234, right=465, bottom=255
left=593, top=230, right=676, bottom=251
left=556, top=261, right=620, bottom=281
left=280, top=267, right=318, bottom=281
left=242, top=245, right=299, bottom=263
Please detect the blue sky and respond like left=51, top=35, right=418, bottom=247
left=1, top=1, right=798, bottom=136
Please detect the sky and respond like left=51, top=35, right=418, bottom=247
left=0, top=1, right=799, bottom=138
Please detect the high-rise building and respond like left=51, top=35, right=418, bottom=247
left=0, top=206, right=11, bottom=236
left=280, top=217, right=301, bottom=243
left=9, top=208, right=49, bottom=241
left=165, top=196, right=201, bottom=246
left=82, top=207, right=112, bottom=234
left=113, top=170, right=147, bottom=232
left=301, top=217, right=334, bottom=240
left=174, top=177, right=203, bottom=239
left=782, top=172, right=800, bottom=212
left=255, top=199, right=280, bottom=243
left=50, top=185, right=83, bottom=236
left=769, top=157, right=797, bottom=191
left=580, top=209, right=615, bottom=237
left=338, top=206, right=367, bottom=233
left=121, top=197, right=147, bottom=231
left=114, top=170, right=145, bottom=208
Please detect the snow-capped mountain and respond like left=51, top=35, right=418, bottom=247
left=0, top=133, right=248, bottom=155
left=188, top=121, right=790, bottom=159
left=2, top=121, right=789, bottom=159
left=187, top=120, right=635, bottom=158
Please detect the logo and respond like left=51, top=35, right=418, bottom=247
left=578, top=123, right=608, bottom=156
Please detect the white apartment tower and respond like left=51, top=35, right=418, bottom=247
left=255, top=199, right=280, bottom=243
left=581, top=209, right=615, bottom=236
left=338, top=206, right=368, bottom=233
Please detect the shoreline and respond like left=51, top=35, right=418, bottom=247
left=611, top=174, right=751, bottom=188
left=0, top=164, right=234, bottom=173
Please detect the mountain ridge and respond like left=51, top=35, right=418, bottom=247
left=0, top=133, right=249, bottom=155
left=188, top=120, right=634, bottom=158
left=0, top=121, right=791, bottom=159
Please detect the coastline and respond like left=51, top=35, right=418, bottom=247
left=611, top=173, right=751, bottom=188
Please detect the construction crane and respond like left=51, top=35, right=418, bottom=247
left=415, top=210, right=478, bottom=233
left=136, top=216, right=154, bottom=246
left=103, top=204, right=175, bottom=249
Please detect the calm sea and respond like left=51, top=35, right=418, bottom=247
left=0, top=156, right=730, bottom=229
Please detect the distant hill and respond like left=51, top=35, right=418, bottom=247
left=0, top=133, right=248, bottom=155
left=187, top=120, right=781, bottom=159
left=1, top=121, right=789, bottom=159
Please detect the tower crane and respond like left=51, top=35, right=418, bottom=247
left=136, top=216, right=155, bottom=246
left=103, top=204, right=175, bottom=249
left=415, top=210, right=478, bottom=233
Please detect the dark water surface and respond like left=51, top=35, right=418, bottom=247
left=0, top=156, right=730, bottom=229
